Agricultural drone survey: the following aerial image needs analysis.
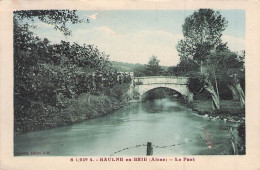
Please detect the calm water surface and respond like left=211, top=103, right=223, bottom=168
left=14, top=98, right=239, bottom=156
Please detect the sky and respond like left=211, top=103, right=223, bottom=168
left=30, top=10, right=245, bottom=66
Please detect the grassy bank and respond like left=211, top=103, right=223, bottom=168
left=190, top=99, right=245, bottom=123
left=14, top=84, right=130, bottom=136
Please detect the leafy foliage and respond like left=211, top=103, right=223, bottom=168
left=176, top=9, right=245, bottom=110
left=207, top=51, right=244, bottom=83
left=145, top=55, right=163, bottom=76
left=133, top=55, right=164, bottom=77
left=111, top=61, right=144, bottom=72
left=14, top=10, right=86, bottom=36
left=177, top=9, right=228, bottom=64
left=133, top=66, right=147, bottom=77
left=166, top=57, right=200, bottom=76
left=14, top=10, right=131, bottom=133
left=187, top=50, right=245, bottom=100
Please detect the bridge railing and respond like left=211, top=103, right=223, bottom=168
left=133, top=76, right=188, bottom=85
left=133, top=76, right=188, bottom=79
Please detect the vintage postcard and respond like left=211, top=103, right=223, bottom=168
left=0, top=0, right=260, bottom=170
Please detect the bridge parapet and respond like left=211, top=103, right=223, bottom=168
left=133, top=76, right=188, bottom=85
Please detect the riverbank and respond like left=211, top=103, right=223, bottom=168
left=14, top=95, right=128, bottom=136
left=14, top=94, right=129, bottom=136
left=189, top=99, right=245, bottom=123
left=14, top=84, right=131, bottom=136
left=186, top=99, right=245, bottom=155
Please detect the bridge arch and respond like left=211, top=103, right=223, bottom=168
left=141, top=87, right=183, bottom=100
left=130, top=76, right=193, bottom=102
left=137, top=84, right=189, bottom=97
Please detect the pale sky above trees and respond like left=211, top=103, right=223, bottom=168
left=28, top=10, right=245, bottom=66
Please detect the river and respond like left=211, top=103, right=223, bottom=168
left=14, top=98, right=239, bottom=156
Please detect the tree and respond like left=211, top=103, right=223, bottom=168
left=14, top=10, right=131, bottom=103
left=208, top=51, right=245, bottom=107
left=14, top=10, right=85, bottom=107
left=13, top=10, right=132, bottom=133
left=145, top=55, right=163, bottom=76
left=133, top=66, right=147, bottom=77
left=177, top=9, right=229, bottom=110
left=177, top=9, right=228, bottom=65
left=167, top=57, right=200, bottom=76
left=14, top=10, right=86, bottom=36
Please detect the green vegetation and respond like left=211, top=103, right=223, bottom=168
left=133, top=55, right=166, bottom=77
left=144, top=55, right=164, bottom=76
left=166, top=58, right=200, bottom=77
left=173, top=9, right=245, bottom=154
left=14, top=10, right=131, bottom=135
left=111, top=61, right=144, bottom=72
left=174, top=9, right=245, bottom=111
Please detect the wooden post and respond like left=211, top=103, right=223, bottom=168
left=147, top=142, right=153, bottom=156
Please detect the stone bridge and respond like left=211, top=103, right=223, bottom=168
left=130, top=76, right=193, bottom=101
